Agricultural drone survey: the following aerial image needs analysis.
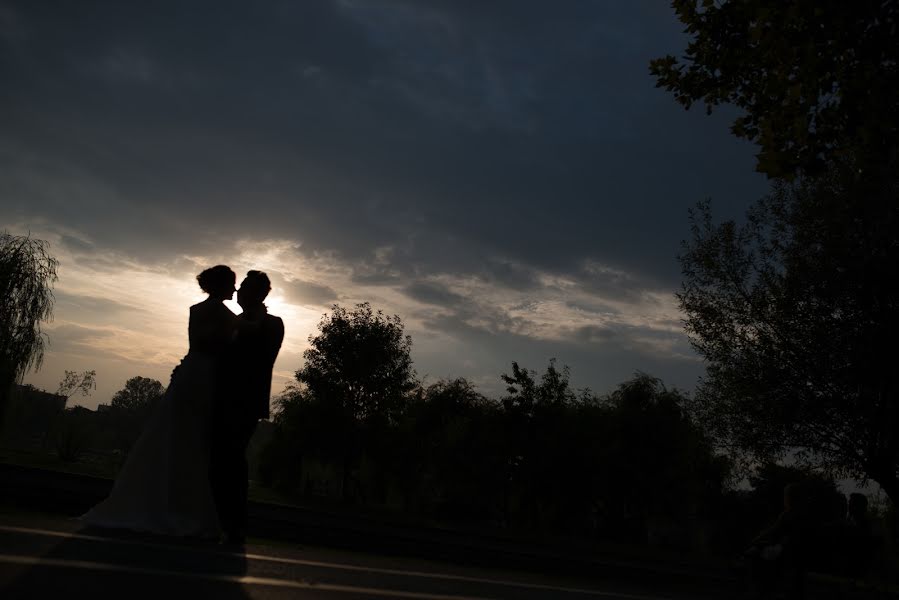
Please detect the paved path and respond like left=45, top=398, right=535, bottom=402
left=0, top=512, right=725, bottom=600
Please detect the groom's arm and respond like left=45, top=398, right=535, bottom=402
left=265, top=316, right=285, bottom=367
left=250, top=316, right=284, bottom=421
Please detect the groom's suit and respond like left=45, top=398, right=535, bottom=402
left=210, top=309, right=284, bottom=542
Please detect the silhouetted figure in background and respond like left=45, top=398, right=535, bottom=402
left=209, top=270, right=284, bottom=546
left=840, top=492, right=875, bottom=579
left=846, top=493, right=870, bottom=534
left=745, top=483, right=813, bottom=599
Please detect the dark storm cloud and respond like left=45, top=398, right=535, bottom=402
left=402, top=281, right=467, bottom=307
left=3, top=1, right=765, bottom=394
left=55, top=291, right=148, bottom=317
left=572, top=325, right=622, bottom=344
left=45, top=323, right=115, bottom=354
left=58, top=234, right=94, bottom=254
left=564, top=298, right=620, bottom=316
left=557, top=261, right=661, bottom=304
left=349, top=258, right=404, bottom=286
left=423, top=310, right=530, bottom=345
left=0, top=0, right=766, bottom=278
left=415, top=308, right=700, bottom=395
left=281, top=278, right=339, bottom=308
left=478, top=259, right=541, bottom=292
left=1, top=0, right=389, bottom=261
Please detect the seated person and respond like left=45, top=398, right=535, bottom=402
left=841, top=493, right=877, bottom=580
left=846, top=493, right=870, bottom=535
left=745, top=483, right=814, bottom=599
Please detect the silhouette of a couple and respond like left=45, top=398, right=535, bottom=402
left=83, top=266, right=284, bottom=546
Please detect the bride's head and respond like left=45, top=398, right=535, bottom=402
left=196, top=265, right=236, bottom=301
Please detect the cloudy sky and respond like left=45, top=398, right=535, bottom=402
left=1, top=1, right=768, bottom=409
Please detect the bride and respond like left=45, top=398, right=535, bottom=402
left=82, top=265, right=239, bottom=538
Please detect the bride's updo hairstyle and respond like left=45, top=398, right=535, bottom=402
left=196, top=265, right=236, bottom=298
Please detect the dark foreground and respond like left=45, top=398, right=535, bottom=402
left=1, top=510, right=734, bottom=600
left=1, top=464, right=893, bottom=599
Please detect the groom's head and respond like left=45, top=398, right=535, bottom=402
left=237, top=270, right=271, bottom=308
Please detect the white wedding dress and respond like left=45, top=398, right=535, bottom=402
left=82, top=299, right=236, bottom=537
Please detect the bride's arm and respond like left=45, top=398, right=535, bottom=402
left=222, top=306, right=240, bottom=343
left=189, top=303, right=239, bottom=350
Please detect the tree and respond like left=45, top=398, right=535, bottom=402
left=258, top=384, right=357, bottom=494
left=0, top=232, right=58, bottom=427
left=51, top=370, right=96, bottom=462
left=679, top=170, right=899, bottom=502
left=600, top=374, right=730, bottom=535
left=397, top=378, right=502, bottom=519
left=103, top=375, right=163, bottom=455
left=57, top=370, right=97, bottom=403
left=501, top=358, right=578, bottom=415
left=110, top=376, right=164, bottom=413
left=286, top=303, right=417, bottom=501
left=650, top=0, right=899, bottom=179
left=499, top=360, right=589, bottom=528
left=53, top=406, right=94, bottom=462
left=297, top=302, right=417, bottom=425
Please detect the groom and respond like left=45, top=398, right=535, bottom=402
left=210, top=270, right=284, bottom=545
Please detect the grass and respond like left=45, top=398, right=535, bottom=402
left=0, top=446, right=118, bottom=479
left=0, top=446, right=709, bottom=560
left=1, top=445, right=311, bottom=508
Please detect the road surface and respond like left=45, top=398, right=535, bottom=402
left=1, top=511, right=727, bottom=600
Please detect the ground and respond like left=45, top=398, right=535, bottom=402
left=0, top=508, right=741, bottom=600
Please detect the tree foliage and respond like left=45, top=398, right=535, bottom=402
left=679, top=171, right=899, bottom=501
left=602, top=374, right=730, bottom=525
left=650, top=0, right=899, bottom=179
left=260, top=383, right=361, bottom=494
left=394, top=378, right=504, bottom=519
left=0, top=232, right=58, bottom=422
left=53, top=406, right=94, bottom=462
left=273, top=303, right=417, bottom=501
left=110, top=376, right=164, bottom=413
left=501, top=358, right=578, bottom=415
left=57, top=370, right=97, bottom=401
left=260, top=358, right=728, bottom=543
left=260, top=303, right=728, bottom=542
left=297, top=302, right=417, bottom=424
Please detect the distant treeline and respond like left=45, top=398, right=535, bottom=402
left=0, top=303, right=874, bottom=555
left=254, top=303, right=856, bottom=554
left=261, top=367, right=732, bottom=546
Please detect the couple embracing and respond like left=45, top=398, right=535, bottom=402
left=83, top=266, right=284, bottom=546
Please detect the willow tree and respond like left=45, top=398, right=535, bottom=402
left=0, top=232, right=59, bottom=426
